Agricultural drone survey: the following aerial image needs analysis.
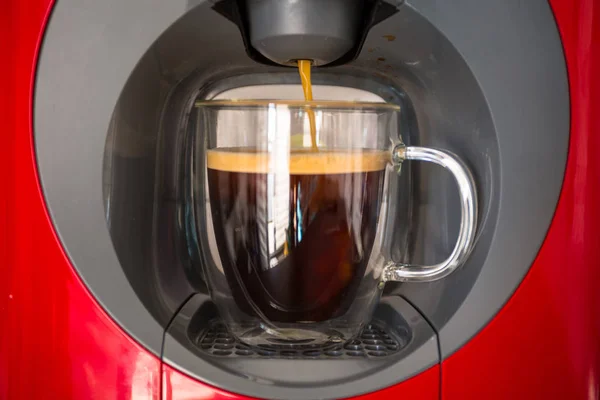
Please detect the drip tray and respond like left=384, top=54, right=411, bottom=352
left=163, top=294, right=439, bottom=398
left=195, top=321, right=409, bottom=359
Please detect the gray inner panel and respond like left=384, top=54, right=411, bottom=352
left=384, top=0, right=569, bottom=357
left=164, top=294, right=439, bottom=400
left=34, top=0, right=197, bottom=354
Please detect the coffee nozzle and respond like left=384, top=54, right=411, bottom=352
left=245, top=0, right=363, bottom=67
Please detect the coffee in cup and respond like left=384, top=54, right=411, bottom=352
left=207, top=148, right=389, bottom=323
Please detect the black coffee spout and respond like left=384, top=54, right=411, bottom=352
left=245, top=0, right=363, bottom=67
left=212, top=0, right=400, bottom=67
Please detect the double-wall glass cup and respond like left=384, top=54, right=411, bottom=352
left=193, top=100, right=477, bottom=348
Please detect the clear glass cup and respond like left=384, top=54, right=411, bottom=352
left=192, top=100, right=477, bottom=348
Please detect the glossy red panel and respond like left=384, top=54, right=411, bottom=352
left=442, top=0, right=600, bottom=398
left=3, top=0, right=597, bottom=398
left=162, top=365, right=255, bottom=400
left=163, top=364, right=439, bottom=400
left=0, top=1, right=161, bottom=399
left=346, top=366, right=439, bottom=400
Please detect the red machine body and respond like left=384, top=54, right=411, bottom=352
left=1, top=0, right=598, bottom=399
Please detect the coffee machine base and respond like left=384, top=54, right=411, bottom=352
left=163, top=294, right=437, bottom=398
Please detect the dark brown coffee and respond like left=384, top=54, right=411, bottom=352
left=207, top=148, right=388, bottom=323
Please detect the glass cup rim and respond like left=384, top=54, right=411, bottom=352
left=194, top=99, right=401, bottom=111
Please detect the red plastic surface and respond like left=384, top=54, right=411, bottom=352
left=2, top=0, right=598, bottom=399
left=162, top=364, right=440, bottom=400
left=442, top=0, right=600, bottom=398
left=0, top=2, right=162, bottom=399
left=162, top=365, right=249, bottom=400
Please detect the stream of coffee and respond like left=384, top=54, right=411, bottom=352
left=298, top=60, right=318, bottom=151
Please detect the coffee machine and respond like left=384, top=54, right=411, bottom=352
left=3, top=0, right=599, bottom=399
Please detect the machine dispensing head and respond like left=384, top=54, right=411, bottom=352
left=245, top=0, right=364, bottom=66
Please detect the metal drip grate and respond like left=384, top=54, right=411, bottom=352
left=195, top=322, right=409, bottom=359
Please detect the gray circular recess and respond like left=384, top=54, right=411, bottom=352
left=33, top=0, right=568, bottom=398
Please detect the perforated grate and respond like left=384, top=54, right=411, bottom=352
left=195, top=322, right=410, bottom=359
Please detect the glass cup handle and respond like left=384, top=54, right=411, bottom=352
left=383, top=144, right=478, bottom=282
